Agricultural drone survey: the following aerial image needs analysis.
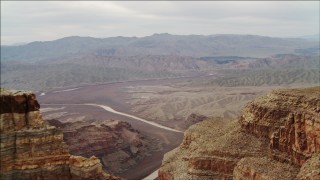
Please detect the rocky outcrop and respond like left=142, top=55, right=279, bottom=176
left=159, top=118, right=269, bottom=180
left=240, top=87, right=320, bottom=165
left=233, top=157, right=299, bottom=180
left=0, top=88, right=121, bottom=180
left=69, top=156, right=120, bottom=180
left=159, top=87, right=320, bottom=179
left=47, top=118, right=161, bottom=174
left=180, top=113, right=207, bottom=129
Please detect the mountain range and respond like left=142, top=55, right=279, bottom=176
left=1, top=34, right=319, bottom=91
left=1, top=34, right=318, bottom=62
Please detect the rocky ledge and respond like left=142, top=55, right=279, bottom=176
left=0, top=88, right=121, bottom=180
left=159, top=86, right=320, bottom=179
left=180, top=113, right=208, bottom=129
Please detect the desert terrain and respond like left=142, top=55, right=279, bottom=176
left=1, top=2, right=319, bottom=179
left=36, top=73, right=318, bottom=179
left=2, top=33, right=319, bottom=180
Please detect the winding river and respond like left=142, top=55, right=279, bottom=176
left=39, top=77, right=202, bottom=179
left=42, top=103, right=183, bottom=133
left=86, top=103, right=183, bottom=133
left=42, top=103, right=182, bottom=179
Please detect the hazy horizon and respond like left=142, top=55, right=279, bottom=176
left=2, top=32, right=320, bottom=46
left=1, top=1, right=319, bottom=45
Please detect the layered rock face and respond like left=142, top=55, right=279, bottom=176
left=159, top=118, right=269, bottom=180
left=159, top=87, right=320, bottom=180
left=47, top=118, right=160, bottom=174
left=0, top=88, right=121, bottom=180
left=240, top=87, right=320, bottom=165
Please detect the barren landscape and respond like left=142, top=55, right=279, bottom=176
left=1, top=22, right=319, bottom=180
left=159, top=86, right=320, bottom=179
left=36, top=72, right=318, bottom=179
left=1, top=1, right=320, bottom=180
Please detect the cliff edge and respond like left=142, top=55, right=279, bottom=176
left=0, top=88, right=122, bottom=180
left=159, top=87, right=320, bottom=180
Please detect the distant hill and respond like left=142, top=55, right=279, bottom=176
left=192, top=54, right=320, bottom=87
left=1, top=34, right=319, bottom=91
left=297, top=34, right=320, bottom=41
left=1, top=34, right=318, bottom=62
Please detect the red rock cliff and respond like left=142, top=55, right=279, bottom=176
left=159, top=87, right=320, bottom=180
left=0, top=88, right=122, bottom=180
left=240, top=87, right=320, bottom=165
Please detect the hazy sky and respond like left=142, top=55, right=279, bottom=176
left=1, top=1, right=319, bottom=45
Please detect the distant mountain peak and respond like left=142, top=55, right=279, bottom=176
left=151, top=33, right=172, bottom=36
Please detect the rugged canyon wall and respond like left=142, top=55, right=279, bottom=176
left=159, top=87, right=320, bottom=180
left=159, top=118, right=275, bottom=180
left=47, top=118, right=161, bottom=174
left=240, top=87, right=320, bottom=165
left=0, top=88, right=121, bottom=180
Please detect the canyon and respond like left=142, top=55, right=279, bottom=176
left=1, top=37, right=319, bottom=179
left=46, top=118, right=162, bottom=175
left=35, top=78, right=188, bottom=179
left=2, top=77, right=319, bottom=180
left=35, top=75, right=319, bottom=179
left=159, top=86, right=320, bottom=179
left=0, top=88, right=121, bottom=180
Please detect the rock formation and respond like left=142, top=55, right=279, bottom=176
left=0, top=88, right=121, bottom=180
left=233, top=157, right=299, bottom=180
left=180, top=113, right=207, bottom=129
left=296, top=153, right=320, bottom=180
left=159, top=118, right=269, bottom=180
left=159, top=87, right=320, bottom=179
left=47, top=118, right=161, bottom=174
left=240, top=87, right=320, bottom=166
